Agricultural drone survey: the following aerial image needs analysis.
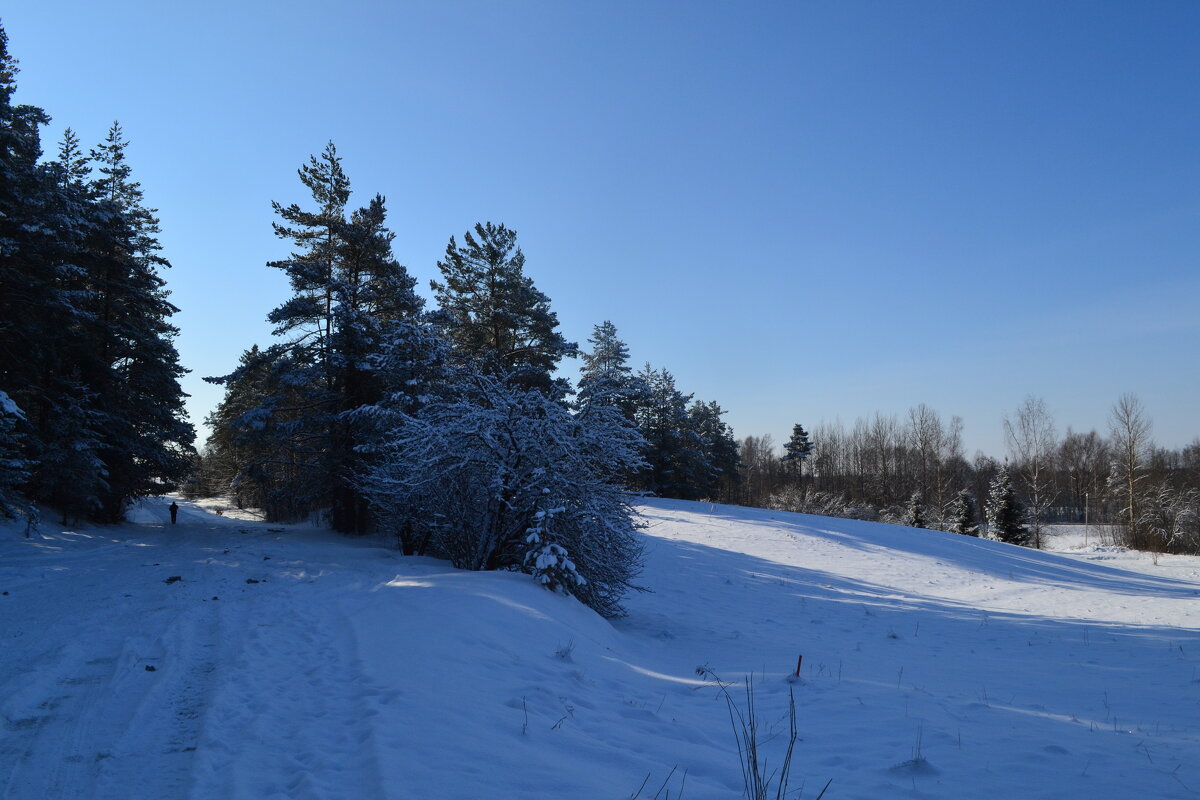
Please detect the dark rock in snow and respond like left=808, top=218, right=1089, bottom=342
left=164, top=576, right=182, bottom=584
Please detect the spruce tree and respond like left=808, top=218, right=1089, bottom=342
left=32, top=380, right=107, bottom=523
left=431, top=222, right=577, bottom=395
left=633, top=365, right=697, bottom=498
left=904, top=491, right=927, bottom=529
left=0, top=24, right=60, bottom=440
left=0, top=26, right=193, bottom=521
left=0, top=391, right=30, bottom=518
left=948, top=489, right=979, bottom=536
left=82, top=122, right=194, bottom=519
left=203, top=345, right=275, bottom=509
left=688, top=400, right=740, bottom=501
left=576, top=320, right=647, bottom=422
left=986, top=466, right=1029, bottom=546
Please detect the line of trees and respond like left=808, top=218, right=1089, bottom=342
left=735, top=395, right=1200, bottom=553
left=0, top=26, right=194, bottom=523
left=193, top=144, right=739, bottom=613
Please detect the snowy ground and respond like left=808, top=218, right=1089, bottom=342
left=2, top=498, right=1199, bottom=799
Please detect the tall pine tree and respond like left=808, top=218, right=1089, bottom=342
left=576, top=320, right=647, bottom=422
left=431, top=222, right=577, bottom=396
left=81, top=122, right=194, bottom=519
left=0, top=25, right=193, bottom=520
left=782, top=423, right=814, bottom=484
left=214, top=142, right=422, bottom=531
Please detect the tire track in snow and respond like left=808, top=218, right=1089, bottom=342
left=0, top=512, right=250, bottom=800
left=0, top=594, right=225, bottom=799
left=188, top=581, right=387, bottom=800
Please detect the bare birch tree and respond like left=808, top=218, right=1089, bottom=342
left=1004, top=396, right=1058, bottom=548
left=1109, top=393, right=1152, bottom=544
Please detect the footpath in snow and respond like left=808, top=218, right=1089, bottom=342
left=2, top=496, right=1199, bottom=799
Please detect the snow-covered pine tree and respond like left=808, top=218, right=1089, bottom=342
left=947, top=489, right=979, bottom=536
left=431, top=222, right=577, bottom=396
left=211, top=143, right=423, bottom=530
left=202, top=345, right=278, bottom=509
left=572, top=321, right=649, bottom=487
left=904, top=491, right=927, bottom=529
left=0, top=24, right=62, bottom=474
left=522, top=504, right=587, bottom=596
left=0, top=27, right=192, bottom=521
left=327, top=193, right=423, bottom=532
left=29, top=380, right=107, bottom=524
left=81, top=121, right=194, bottom=519
left=576, top=320, right=647, bottom=421
left=986, top=466, right=1029, bottom=546
left=0, top=391, right=30, bottom=518
left=688, top=399, right=741, bottom=501
left=633, top=365, right=704, bottom=499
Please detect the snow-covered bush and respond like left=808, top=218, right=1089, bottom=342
left=359, top=369, right=646, bottom=616
left=767, top=486, right=850, bottom=518
left=1133, top=484, right=1200, bottom=554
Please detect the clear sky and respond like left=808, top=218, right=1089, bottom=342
left=4, top=1, right=1198, bottom=457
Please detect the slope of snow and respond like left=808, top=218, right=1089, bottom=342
left=2, top=497, right=1199, bottom=799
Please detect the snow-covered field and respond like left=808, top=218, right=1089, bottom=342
left=2, top=498, right=1199, bottom=799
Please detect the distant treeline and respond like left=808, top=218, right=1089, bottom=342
left=732, top=396, right=1200, bottom=554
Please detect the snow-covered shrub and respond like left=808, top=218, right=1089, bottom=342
left=767, top=486, right=850, bottom=518
left=878, top=504, right=907, bottom=526
left=1133, top=484, right=1200, bottom=554
left=359, top=368, right=646, bottom=616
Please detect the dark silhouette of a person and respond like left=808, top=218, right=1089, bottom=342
left=169, top=501, right=179, bottom=525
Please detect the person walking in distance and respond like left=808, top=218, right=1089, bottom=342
left=169, top=501, right=179, bottom=525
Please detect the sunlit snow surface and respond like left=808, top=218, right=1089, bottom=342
left=2, top=497, right=1199, bottom=799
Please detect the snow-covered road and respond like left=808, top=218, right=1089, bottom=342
left=0, top=502, right=395, bottom=798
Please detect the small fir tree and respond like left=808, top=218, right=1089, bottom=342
left=904, top=491, right=927, bottom=529
left=576, top=320, right=647, bottom=421
left=987, top=466, right=1030, bottom=546
left=948, top=489, right=979, bottom=536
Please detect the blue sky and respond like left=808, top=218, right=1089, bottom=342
left=5, top=1, right=1198, bottom=456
